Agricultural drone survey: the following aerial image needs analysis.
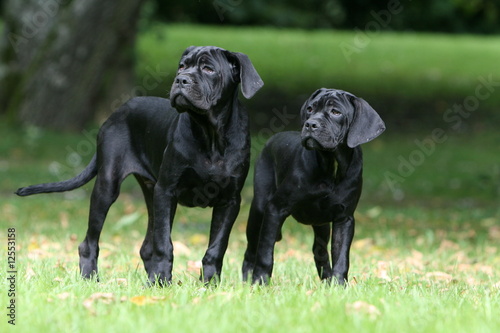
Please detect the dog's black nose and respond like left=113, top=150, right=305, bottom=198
left=304, top=119, right=320, bottom=131
left=175, top=75, right=193, bottom=87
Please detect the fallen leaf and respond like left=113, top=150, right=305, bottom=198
left=352, top=238, right=374, bottom=250
left=425, top=271, right=453, bottom=282
left=488, top=226, right=500, bottom=240
left=129, top=295, right=166, bottom=306
left=187, top=260, right=202, bottom=273
left=474, top=264, right=494, bottom=276
left=173, top=241, right=191, bottom=256
left=375, top=261, right=391, bottom=281
left=466, top=277, right=480, bottom=286
left=311, top=301, right=322, bottom=311
left=57, top=292, right=72, bottom=300
left=83, top=293, right=115, bottom=315
left=130, top=295, right=147, bottom=306
left=346, top=301, right=381, bottom=320
left=438, top=239, right=460, bottom=252
left=404, top=250, right=424, bottom=272
left=189, top=233, right=208, bottom=246
left=60, top=212, right=69, bottom=229
left=25, top=266, right=36, bottom=280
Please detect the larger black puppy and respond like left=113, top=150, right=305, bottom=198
left=16, top=46, right=263, bottom=285
left=242, top=88, right=385, bottom=285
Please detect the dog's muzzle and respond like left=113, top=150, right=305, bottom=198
left=301, top=136, right=322, bottom=150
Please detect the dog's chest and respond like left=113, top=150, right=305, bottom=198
left=290, top=180, right=342, bottom=225
left=176, top=157, right=236, bottom=207
left=198, top=156, right=231, bottom=180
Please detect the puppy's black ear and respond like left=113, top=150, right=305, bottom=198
left=347, top=97, right=385, bottom=148
left=230, top=52, right=264, bottom=99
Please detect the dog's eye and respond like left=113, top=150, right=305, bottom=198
left=202, top=66, right=215, bottom=74
left=306, top=106, right=313, bottom=113
left=331, top=110, right=342, bottom=116
left=178, top=64, right=185, bottom=71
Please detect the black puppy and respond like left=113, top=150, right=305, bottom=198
left=242, top=88, right=385, bottom=285
left=16, top=46, right=264, bottom=285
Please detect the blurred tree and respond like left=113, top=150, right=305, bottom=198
left=0, top=0, right=145, bottom=131
left=153, top=0, right=499, bottom=33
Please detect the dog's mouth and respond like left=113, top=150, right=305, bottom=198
left=170, top=93, right=207, bottom=115
left=171, top=94, right=187, bottom=107
left=302, top=137, right=322, bottom=150
left=301, top=136, right=337, bottom=152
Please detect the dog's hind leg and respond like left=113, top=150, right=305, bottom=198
left=242, top=200, right=264, bottom=281
left=78, top=171, right=122, bottom=279
left=312, top=224, right=332, bottom=281
left=242, top=155, right=275, bottom=282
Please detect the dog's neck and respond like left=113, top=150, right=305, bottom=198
left=185, top=91, right=247, bottom=155
left=309, top=143, right=356, bottom=183
left=333, top=144, right=356, bottom=183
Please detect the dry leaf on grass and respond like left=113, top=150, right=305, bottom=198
left=187, top=260, right=202, bottom=273
left=173, top=241, right=191, bottom=256
left=375, top=261, right=391, bottom=281
left=346, top=301, right=381, bottom=320
left=189, top=233, right=208, bottom=245
left=424, top=271, right=453, bottom=282
left=352, top=238, right=374, bottom=251
left=83, top=293, right=115, bottom=315
left=25, top=266, right=36, bottom=280
left=105, top=278, right=128, bottom=286
left=129, top=295, right=166, bottom=306
left=57, top=292, right=72, bottom=300
left=489, top=226, right=500, bottom=240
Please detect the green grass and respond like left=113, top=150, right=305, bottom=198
left=2, top=22, right=500, bottom=332
left=1, top=122, right=499, bottom=332
left=136, top=24, right=500, bottom=123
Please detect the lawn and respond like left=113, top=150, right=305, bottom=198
left=1, top=23, right=500, bottom=332
left=1, top=122, right=499, bottom=332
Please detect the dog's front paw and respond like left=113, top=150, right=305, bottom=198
left=79, top=258, right=99, bottom=281
left=147, top=272, right=172, bottom=287
left=241, top=258, right=255, bottom=282
left=199, top=265, right=221, bottom=285
left=251, top=273, right=270, bottom=285
left=251, top=266, right=272, bottom=285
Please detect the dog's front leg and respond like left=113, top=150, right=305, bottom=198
left=201, top=199, right=241, bottom=284
left=251, top=203, right=288, bottom=284
left=331, top=216, right=355, bottom=285
left=312, top=224, right=333, bottom=280
left=143, top=182, right=178, bottom=286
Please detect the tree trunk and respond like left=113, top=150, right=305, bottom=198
left=0, top=0, right=145, bottom=131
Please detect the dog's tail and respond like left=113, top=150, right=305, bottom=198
left=15, top=155, right=98, bottom=196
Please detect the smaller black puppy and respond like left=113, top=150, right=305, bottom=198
left=242, top=88, right=385, bottom=285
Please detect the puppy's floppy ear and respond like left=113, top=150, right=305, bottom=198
left=347, top=97, right=386, bottom=148
left=229, top=52, right=264, bottom=99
